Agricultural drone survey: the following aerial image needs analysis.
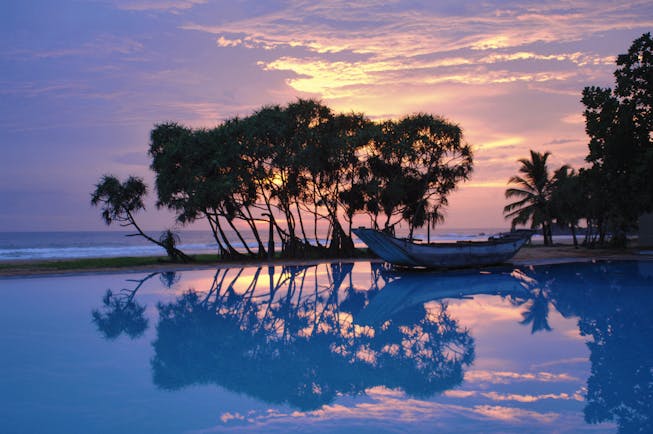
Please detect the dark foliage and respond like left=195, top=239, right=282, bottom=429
left=148, top=100, right=473, bottom=258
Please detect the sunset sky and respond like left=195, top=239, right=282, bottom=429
left=2, top=0, right=652, bottom=231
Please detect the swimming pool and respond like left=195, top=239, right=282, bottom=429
left=1, top=260, right=651, bottom=433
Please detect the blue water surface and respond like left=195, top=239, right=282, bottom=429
left=1, top=260, right=651, bottom=433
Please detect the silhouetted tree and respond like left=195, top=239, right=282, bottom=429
left=581, top=33, right=653, bottom=246
left=148, top=101, right=473, bottom=258
left=550, top=166, right=583, bottom=248
left=366, top=114, right=473, bottom=238
left=91, top=175, right=190, bottom=261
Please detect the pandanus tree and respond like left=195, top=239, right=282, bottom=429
left=298, top=108, right=375, bottom=256
left=91, top=174, right=190, bottom=261
left=366, top=114, right=473, bottom=239
left=504, top=150, right=557, bottom=246
left=148, top=100, right=474, bottom=258
left=149, top=121, right=265, bottom=258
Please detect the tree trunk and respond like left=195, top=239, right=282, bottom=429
left=125, top=211, right=191, bottom=262
left=223, top=214, right=256, bottom=256
left=206, top=214, right=227, bottom=258
left=243, top=205, right=266, bottom=258
left=215, top=216, right=242, bottom=257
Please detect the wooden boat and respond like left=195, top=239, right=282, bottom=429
left=353, top=227, right=534, bottom=268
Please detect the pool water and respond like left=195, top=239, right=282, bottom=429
left=1, top=261, right=651, bottom=433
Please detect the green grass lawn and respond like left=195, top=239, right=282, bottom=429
left=0, top=250, right=373, bottom=274
left=0, top=254, right=221, bottom=273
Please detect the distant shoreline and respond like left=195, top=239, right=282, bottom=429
left=0, top=245, right=649, bottom=278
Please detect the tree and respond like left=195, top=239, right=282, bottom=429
left=581, top=33, right=653, bottom=246
left=91, top=175, right=190, bottom=261
left=148, top=101, right=473, bottom=258
left=550, top=166, right=583, bottom=248
left=366, top=114, right=473, bottom=238
left=504, top=150, right=557, bottom=245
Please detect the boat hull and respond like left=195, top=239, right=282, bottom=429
left=353, top=228, right=531, bottom=268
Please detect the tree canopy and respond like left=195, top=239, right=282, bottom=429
left=581, top=32, right=653, bottom=244
left=148, top=99, right=473, bottom=258
left=91, top=175, right=190, bottom=261
left=504, top=150, right=559, bottom=245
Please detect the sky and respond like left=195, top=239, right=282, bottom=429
left=1, top=0, right=652, bottom=232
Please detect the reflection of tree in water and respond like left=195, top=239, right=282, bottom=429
left=518, top=288, right=552, bottom=333
left=92, top=260, right=653, bottom=429
left=92, top=271, right=178, bottom=340
left=505, top=269, right=554, bottom=334
left=524, top=262, right=653, bottom=434
left=151, top=263, right=474, bottom=410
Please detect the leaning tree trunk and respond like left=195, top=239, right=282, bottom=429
left=125, top=211, right=191, bottom=262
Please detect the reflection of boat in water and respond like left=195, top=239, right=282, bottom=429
left=353, top=228, right=534, bottom=268
left=356, top=270, right=529, bottom=326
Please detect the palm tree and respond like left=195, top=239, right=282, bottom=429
left=504, top=150, right=555, bottom=245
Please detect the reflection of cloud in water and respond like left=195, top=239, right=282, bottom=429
left=444, top=389, right=584, bottom=403
left=481, top=391, right=583, bottom=403
left=472, top=405, right=558, bottom=423
left=529, top=357, right=588, bottom=370
left=465, top=370, right=579, bottom=384
left=447, top=298, right=524, bottom=325
left=208, top=387, right=569, bottom=433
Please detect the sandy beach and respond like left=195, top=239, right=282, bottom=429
left=1, top=245, right=650, bottom=277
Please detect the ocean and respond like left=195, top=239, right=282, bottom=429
left=0, top=228, right=508, bottom=261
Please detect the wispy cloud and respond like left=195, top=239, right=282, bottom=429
left=183, top=0, right=653, bottom=61
left=113, top=0, right=207, bottom=11
left=7, top=34, right=144, bottom=60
